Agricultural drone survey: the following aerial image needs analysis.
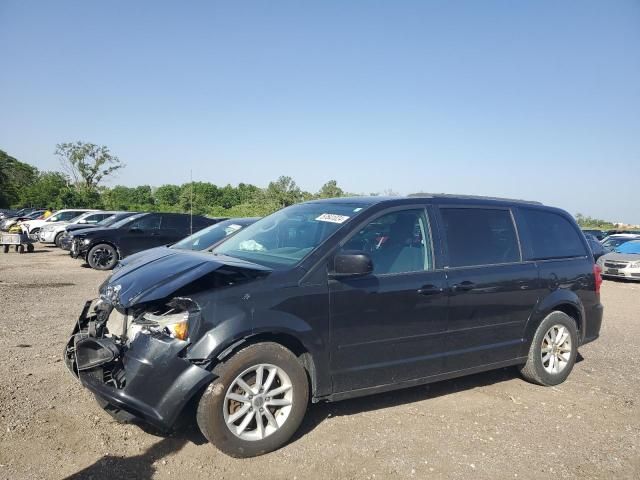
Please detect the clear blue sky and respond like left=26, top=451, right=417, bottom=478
left=1, top=1, right=639, bottom=223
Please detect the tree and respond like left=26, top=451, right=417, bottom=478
left=265, top=176, right=303, bottom=208
left=20, top=172, right=71, bottom=208
left=317, top=180, right=344, bottom=199
left=154, top=184, right=182, bottom=207
left=55, top=142, right=125, bottom=191
left=0, top=150, right=38, bottom=207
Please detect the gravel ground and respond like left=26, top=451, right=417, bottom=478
left=0, top=246, right=638, bottom=480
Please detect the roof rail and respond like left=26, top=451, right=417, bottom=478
left=407, top=193, right=543, bottom=205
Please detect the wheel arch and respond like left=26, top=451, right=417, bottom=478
left=521, top=290, right=585, bottom=356
left=214, top=332, right=319, bottom=400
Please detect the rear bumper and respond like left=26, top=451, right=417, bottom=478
left=64, top=302, right=214, bottom=431
left=582, top=302, right=603, bottom=346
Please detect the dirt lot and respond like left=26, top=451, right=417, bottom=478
left=0, top=246, right=638, bottom=480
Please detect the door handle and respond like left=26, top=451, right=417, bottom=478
left=417, top=285, right=444, bottom=295
left=451, top=281, right=475, bottom=292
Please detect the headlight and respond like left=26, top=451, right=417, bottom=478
left=140, top=310, right=189, bottom=341
left=82, top=238, right=91, bottom=245
left=596, top=257, right=605, bottom=265
left=630, top=261, right=640, bottom=268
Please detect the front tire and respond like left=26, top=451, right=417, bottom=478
left=196, top=342, right=309, bottom=458
left=519, top=311, right=578, bottom=386
left=87, top=243, right=118, bottom=270
left=54, top=232, right=64, bottom=248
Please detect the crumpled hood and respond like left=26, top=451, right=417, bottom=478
left=103, top=250, right=272, bottom=308
left=601, top=252, right=640, bottom=263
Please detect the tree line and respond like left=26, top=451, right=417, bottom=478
left=0, top=143, right=349, bottom=217
left=1, top=143, right=622, bottom=225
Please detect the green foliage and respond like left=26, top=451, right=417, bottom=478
left=575, top=213, right=616, bottom=230
left=317, top=180, right=344, bottom=199
left=20, top=172, right=72, bottom=208
left=0, top=150, right=38, bottom=207
left=1, top=147, right=355, bottom=218
left=55, top=142, right=125, bottom=191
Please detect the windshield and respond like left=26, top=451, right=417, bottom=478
left=615, top=240, right=640, bottom=254
left=212, top=203, right=367, bottom=268
left=603, top=237, right=637, bottom=249
left=172, top=219, right=254, bottom=251
left=110, top=213, right=147, bottom=229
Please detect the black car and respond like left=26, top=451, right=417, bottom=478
left=70, top=212, right=218, bottom=270
left=60, top=212, right=138, bottom=251
left=581, top=229, right=605, bottom=241
left=65, top=195, right=603, bottom=457
left=115, top=217, right=259, bottom=270
left=584, top=233, right=606, bottom=261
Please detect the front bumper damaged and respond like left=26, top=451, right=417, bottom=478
left=64, top=301, right=214, bottom=431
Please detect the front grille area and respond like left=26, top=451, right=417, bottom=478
left=605, top=261, right=628, bottom=269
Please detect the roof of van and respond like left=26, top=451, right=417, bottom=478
left=306, top=194, right=543, bottom=207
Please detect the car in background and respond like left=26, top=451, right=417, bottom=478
left=70, top=212, right=220, bottom=270
left=584, top=233, right=606, bottom=261
left=115, top=217, right=258, bottom=270
left=601, top=234, right=640, bottom=252
left=38, top=211, right=117, bottom=246
left=0, top=209, right=46, bottom=231
left=21, top=209, right=98, bottom=237
left=0, top=207, right=39, bottom=221
left=582, top=229, right=605, bottom=241
left=597, top=240, right=640, bottom=281
left=59, top=212, right=138, bottom=251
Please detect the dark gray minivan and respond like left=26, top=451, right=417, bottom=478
left=65, top=195, right=603, bottom=457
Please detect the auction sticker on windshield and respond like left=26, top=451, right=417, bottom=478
left=316, top=213, right=350, bottom=224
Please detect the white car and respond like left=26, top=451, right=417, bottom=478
left=597, top=240, right=640, bottom=281
left=21, top=209, right=98, bottom=237
left=38, top=211, right=113, bottom=246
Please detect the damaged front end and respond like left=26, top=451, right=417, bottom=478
left=64, top=297, right=214, bottom=431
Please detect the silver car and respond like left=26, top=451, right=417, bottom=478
left=597, top=240, right=640, bottom=281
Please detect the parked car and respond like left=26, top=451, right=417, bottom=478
left=0, top=209, right=46, bottom=231
left=70, top=212, right=219, bottom=270
left=21, top=209, right=98, bottom=237
left=115, top=217, right=258, bottom=270
left=584, top=233, right=606, bottom=261
left=581, top=229, right=605, bottom=241
left=60, top=212, right=138, bottom=251
left=39, top=211, right=115, bottom=246
left=601, top=234, right=640, bottom=252
left=597, top=240, right=640, bottom=281
left=0, top=207, right=39, bottom=221
left=64, top=195, right=603, bottom=457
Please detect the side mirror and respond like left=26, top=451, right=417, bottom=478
left=78, top=220, right=87, bottom=224
left=330, top=251, right=373, bottom=278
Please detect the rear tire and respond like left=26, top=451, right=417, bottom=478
left=87, top=243, right=118, bottom=270
left=519, top=311, right=578, bottom=386
left=196, top=342, right=309, bottom=458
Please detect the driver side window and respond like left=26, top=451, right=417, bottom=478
left=130, top=215, right=161, bottom=231
left=342, top=209, right=433, bottom=275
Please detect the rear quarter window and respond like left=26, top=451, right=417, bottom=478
left=517, top=208, right=587, bottom=260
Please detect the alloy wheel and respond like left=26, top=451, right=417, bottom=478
left=223, top=363, right=293, bottom=441
left=541, top=324, right=573, bottom=374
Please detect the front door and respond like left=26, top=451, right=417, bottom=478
left=329, top=208, right=449, bottom=393
left=120, top=214, right=163, bottom=257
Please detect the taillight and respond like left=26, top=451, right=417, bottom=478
left=593, top=264, right=602, bottom=294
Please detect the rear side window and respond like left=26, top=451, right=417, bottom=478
left=440, top=208, right=520, bottom=267
left=518, top=208, right=586, bottom=260
left=163, top=214, right=190, bottom=231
